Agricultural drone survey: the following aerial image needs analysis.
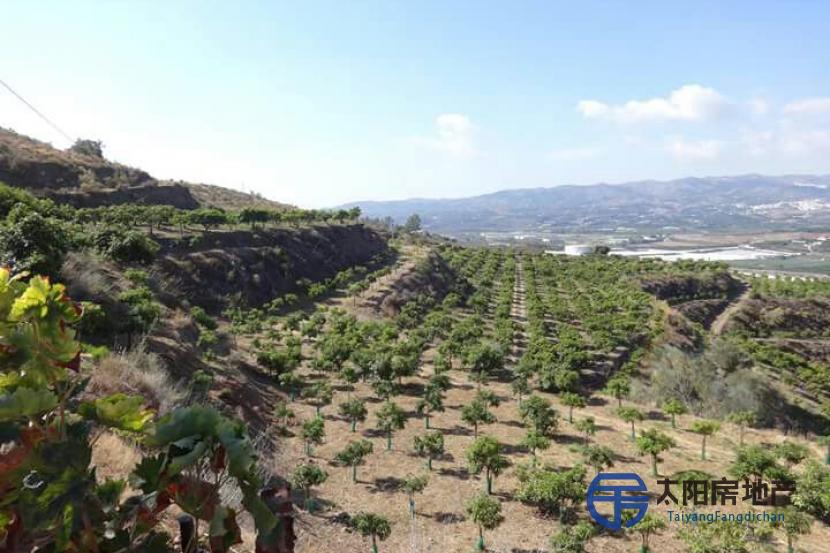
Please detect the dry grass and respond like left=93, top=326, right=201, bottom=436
left=86, top=347, right=184, bottom=413
left=90, top=431, right=143, bottom=483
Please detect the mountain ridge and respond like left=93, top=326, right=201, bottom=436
left=342, top=174, right=830, bottom=234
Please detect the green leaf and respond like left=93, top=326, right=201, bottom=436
left=0, top=387, right=57, bottom=421
left=78, top=393, right=153, bottom=433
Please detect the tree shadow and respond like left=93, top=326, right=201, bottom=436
left=432, top=511, right=466, bottom=524
left=440, top=425, right=473, bottom=437
left=370, top=476, right=404, bottom=494
left=438, top=466, right=470, bottom=480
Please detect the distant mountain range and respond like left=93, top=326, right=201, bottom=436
left=343, top=175, right=830, bottom=235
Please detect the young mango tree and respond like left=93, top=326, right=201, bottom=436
left=278, top=370, right=304, bottom=401
left=376, top=401, right=407, bottom=451
left=301, top=416, right=325, bottom=456
left=416, top=384, right=444, bottom=429
left=467, top=436, right=509, bottom=494
left=400, top=474, right=429, bottom=519
left=352, top=512, right=392, bottom=553
left=636, top=428, right=676, bottom=477
left=773, top=506, right=812, bottom=553
left=303, top=381, right=333, bottom=416
left=690, top=420, right=720, bottom=461
left=521, top=428, right=551, bottom=464
left=549, top=520, right=595, bottom=553
left=519, top=394, right=558, bottom=436
left=662, top=398, right=687, bottom=429
left=579, top=444, right=616, bottom=474
left=466, top=493, right=503, bottom=552
left=560, top=392, right=586, bottom=424
left=574, top=417, right=597, bottom=439
left=461, top=398, right=496, bottom=438
left=339, top=397, right=368, bottom=432
left=604, top=374, right=631, bottom=407
left=617, top=406, right=644, bottom=440
left=274, top=401, right=296, bottom=434
left=335, top=439, right=374, bottom=483
left=727, top=410, right=756, bottom=447
left=626, top=512, right=667, bottom=553
left=413, top=430, right=445, bottom=470
left=290, top=463, right=328, bottom=512
left=511, top=373, right=531, bottom=406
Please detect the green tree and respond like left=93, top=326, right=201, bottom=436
left=413, top=430, right=445, bottom=470
left=726, top=410, right=756, bottom=446
left=339, top=397, right=368, bottom=432
left=604, top=374, right=631, bottom=407
left=617, top=406, right=644, bottom=440
left=574, top=417, right=597, bottom=438
left=290, top=463, right=328, bottom=511
left=773, top=507, right=812, bottom=553
left=400, top=474, right=429, bottom=518
left=278, top=370, right=304, bottom=401
left=416, top=385, right=444, bottom=429
left=579, top=444, right=615, bottom=474
left=521, top=428, right=551, bottom=463
left=636, top=428, right=676, bottom=476
left=549, top=521, right=595, bottom=553
left=690, top=420, right=720, bottom=460
left=402, top=213, right=422, bottom=233
left=511, top=373, right=531, bottom=406
left=466, top=493, right=503, bottom=552
left=819, top=435, right=830, bottom=465
left=301, top=416, right=325, bottom=456
left=775, top=440, right=810, bottom=468
left=303, top=381, right=333, bottom=416
left=467, top=436, right=509, bottom=494
left=662, top=398, right=687, bottom=429
left=461, top=398, right=496, bottom=437
left=465, top=341, right=505, bottom=389
left=560, top=392, right=586, bottom=424
left=352, top=512, right=392, bottom=553
left=273, top=401, right=295, bottom=434
left=376, top=401, right=407, bottom=450
left=626, top=512, right=666, bottom=553
left=791, top=460, right=830, bottom=522
left=519, top=394, right=558, bottom=436
left=335, top=439, right=374, bottom=482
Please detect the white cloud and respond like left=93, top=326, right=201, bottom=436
left=414, top=113, right=476, bottom=157
left=548, top=147, right=599, bottom=161
left=577, top=84, right=729, bottom=123
left=747, top=98, right=770, bottom=116
left=783, top=97, right=830, bottom=115
left=667, top=137, right=724, bottom=161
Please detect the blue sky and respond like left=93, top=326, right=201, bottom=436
left=2, top=1, right=830, bottom=207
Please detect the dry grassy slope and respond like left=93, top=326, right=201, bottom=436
left=0, top=127, right=289, bottom=210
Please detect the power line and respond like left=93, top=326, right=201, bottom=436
left=0, top=77, right=74, bottom=142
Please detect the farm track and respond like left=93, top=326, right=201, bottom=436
left=710, top=286, right=752, bottom=336
left=508, top=258, right=528, bottom=365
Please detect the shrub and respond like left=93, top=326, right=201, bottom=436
left=92, top=226, right=160, bottom=264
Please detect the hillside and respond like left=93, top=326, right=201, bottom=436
left=0, top=127, right=290, bottom=210
left=344, top=175, right=830, bottom=235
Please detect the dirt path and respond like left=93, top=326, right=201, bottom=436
left=508, top=257, right=528, bottom=364
left=710, top=285, right=752, bottom=336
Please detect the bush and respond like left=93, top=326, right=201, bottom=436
left=92, top=226, right=160, bottom=264
left=0, top=209, right=71, bottom=277
left=190, top=305, right=218, bottom=330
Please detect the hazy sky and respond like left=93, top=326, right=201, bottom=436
left=2, top=1, right=830, bottom=207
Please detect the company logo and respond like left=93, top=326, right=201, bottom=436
left=586, top=472, right=650, bottom=531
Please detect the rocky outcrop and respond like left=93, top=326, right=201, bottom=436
left=0, top=127, right=285, bottom=210
left=725, top=297, right=830, bottom=338
left=640, top=271, right=741, bottom=303
left=155, top=224, right=390, bottom=312
left=372, top=250, right=461, bottom=316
